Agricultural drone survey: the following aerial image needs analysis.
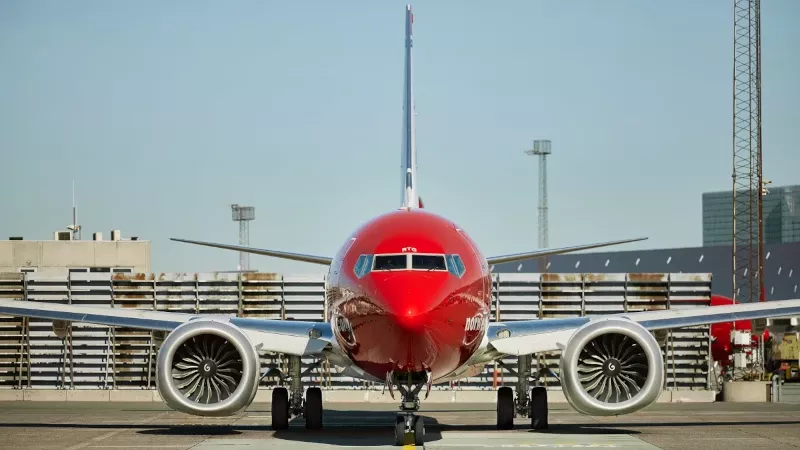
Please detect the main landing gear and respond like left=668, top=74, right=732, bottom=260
left=388, top=370, right=431, bottom=447
left=496, top=355, right=549, bottom=431
left=270, top=356, right=324, bottom=430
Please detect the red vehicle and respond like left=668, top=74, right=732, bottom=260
left=710, top=293, right=771, bottom=366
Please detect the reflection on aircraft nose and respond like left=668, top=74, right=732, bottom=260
left=393, top=304, right=427, bottom=332
left=372, top=277, right=449, bottom=333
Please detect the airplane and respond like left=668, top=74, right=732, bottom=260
left=1, top=5, right=799, bottom=447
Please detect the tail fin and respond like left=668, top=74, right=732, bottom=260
left=401, top=4, right=419, bottom=209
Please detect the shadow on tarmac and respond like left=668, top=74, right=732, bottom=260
left=271, top=410, right=448, bottom=446
left=3, top=408, right=800, bottom=447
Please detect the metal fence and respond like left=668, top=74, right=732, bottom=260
left=0, top=272, right=713, bottom=391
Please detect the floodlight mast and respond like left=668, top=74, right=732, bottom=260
left=231, top=204, right=255, bottom=271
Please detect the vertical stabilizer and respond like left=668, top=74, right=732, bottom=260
left=401, top=4, right=418, bottom=209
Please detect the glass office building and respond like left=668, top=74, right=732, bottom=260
left=702, top=185, right=800, bottom=246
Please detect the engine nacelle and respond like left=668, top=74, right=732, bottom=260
left=156, top=319, right=260, bottom=417
left=651, top=329, right=668, bottom=348
left=560, top=318, right=664, bottom=416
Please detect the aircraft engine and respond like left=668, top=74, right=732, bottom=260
left=156, top=319, right=260, bottom=417
left=559, top=318, right=664, bottom=416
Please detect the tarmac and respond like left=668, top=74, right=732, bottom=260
left=0, top=401, right=799, bottom=450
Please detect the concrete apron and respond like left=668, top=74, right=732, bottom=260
left=0, top=389, right=717, bottom=403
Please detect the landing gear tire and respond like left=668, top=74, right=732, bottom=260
left=304, top=387, right=323, bottom=430
left=530, top=386, right=548, bottom=430
left=271, top=387, right=289, bottom=430
left=394, top=416, right=406, bottom=446
left=496, top=386, right=514, bottom=430
left=413, top=416, right=425, bottom=446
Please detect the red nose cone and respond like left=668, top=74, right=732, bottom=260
left=362, top=272, right=453, bottom=371
left=372, top=272, right=448, bottom=323
left=394, top=307, right=426, bottom=332
left=334, top=263, right=490, bottom=381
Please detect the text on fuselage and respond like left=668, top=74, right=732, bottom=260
left=465, top=315, right=485, bottom=332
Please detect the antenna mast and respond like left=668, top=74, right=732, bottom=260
left=68, top=181, right=82, bottom=240
left=731, top=0, right=762, bottom=311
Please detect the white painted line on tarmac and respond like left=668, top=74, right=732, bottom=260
left=88, top=447, right=189, bottom=448
left=64, top=412, right=171, bottom=450
left=429, top=445, right=620, bottom=448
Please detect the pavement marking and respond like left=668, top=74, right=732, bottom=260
left=427, top=445, right=623, bottom=448
left=64, top=412, right=171, bottom=450
left=65, top=431, right=119, bottom=450
left=424, top=431, right=660, bottom=449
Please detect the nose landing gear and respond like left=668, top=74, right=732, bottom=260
left=389, top=371, right=430, bottom=446
left=394, top=410, right=425, bottom=447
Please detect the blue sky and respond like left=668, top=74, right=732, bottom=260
left=1, top=1, right=798, bottom=274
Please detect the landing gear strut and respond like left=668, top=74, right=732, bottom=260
left=389, top=371, right=429, bottom=446
left=495, top=355, right=549, bottom=431
left=270, top=355, right=324, bottom=430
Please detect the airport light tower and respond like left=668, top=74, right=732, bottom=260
left=524, top=140, right=552, bottom=272
left=517, top=140, right=551, bottom=417
left=231, top=204, right=255, bottom=272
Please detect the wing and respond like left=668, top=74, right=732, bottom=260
left=486, top=237, right=647, bottom=266
left=0, top=298, right=333, bottom=356
left=486, top=298, right=800, bottom=356
left=170, top=238, right=332, bottom=265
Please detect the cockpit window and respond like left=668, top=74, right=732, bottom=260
left=412, top=254, right=447, bottom=271
left=446, top=254, right=466, bottom=278
left=353, top=254, right=373, bottom=278
left=373, top=254, right=408, bottom=271
left=355, top=253, right=465, bottom=277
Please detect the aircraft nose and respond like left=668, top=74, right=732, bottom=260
left=373, top=273, right=448, bottom=332
left=394, top=305, right=426, bottom=332
left=341, top=271, right=473, bottom=376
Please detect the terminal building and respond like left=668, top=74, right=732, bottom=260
left=0, top=229, right=150, bottom=275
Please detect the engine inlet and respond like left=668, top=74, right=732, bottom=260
left=559, top=318, right=664, bottom=416
left=578, top=333, right=648, bottom=403
left=171, top=334, right=243, bottom=404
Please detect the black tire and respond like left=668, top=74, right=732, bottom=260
left=305, top=387, right=323, bottom=430
left=394, top=416, right=406, bottom=446
left=413, top=416, right=425, bottom=446
left=496, top=386, right=514, bottom=430
left=271, top=387, right=289, bottom=430
left=530, top=386, right=548, bottom=430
